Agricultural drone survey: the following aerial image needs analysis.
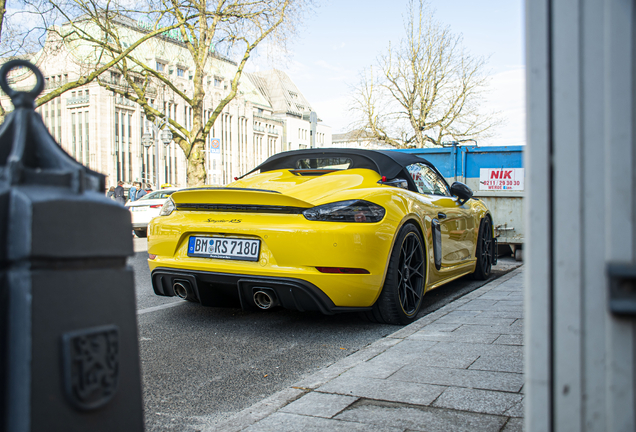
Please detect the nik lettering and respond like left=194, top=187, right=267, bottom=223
left=490, top=170, right=512, bottom=179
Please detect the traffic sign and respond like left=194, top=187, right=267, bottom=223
left=210, top=138, right=220, bottom=154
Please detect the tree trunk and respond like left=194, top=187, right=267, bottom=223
left=187, top=141, right=206, bottom=186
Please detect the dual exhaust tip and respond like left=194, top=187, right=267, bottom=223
left=253, top=288, right=279, bottom=310
left=173, top=280, right=195, bottom=301
left=173, top=280, right=279, bottom=310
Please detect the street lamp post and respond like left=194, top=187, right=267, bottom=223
left=141, top=119, right=173, bottom=188
left=141, top=134, right=153, bottom=185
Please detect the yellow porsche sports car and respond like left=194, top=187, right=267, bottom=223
left=148, top=149, right=495, bottom=325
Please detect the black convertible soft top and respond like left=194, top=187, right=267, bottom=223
left=238, top=148, right=445, bottom=192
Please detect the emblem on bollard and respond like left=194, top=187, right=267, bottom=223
left=62, top=325, right=120, bottom=411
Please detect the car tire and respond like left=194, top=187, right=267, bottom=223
left=371, top=223, right=426, bottom=325
left=134, top=229, right=147, bottom=238
left=471, top=217, right=493, bottom=280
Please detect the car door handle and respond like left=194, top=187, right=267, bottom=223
left=438, top=212, right=447, bottom=219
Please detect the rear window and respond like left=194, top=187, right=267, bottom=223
left=139, top=190, right=177, bottom=200
left=295, top=157, right=352, bottom=170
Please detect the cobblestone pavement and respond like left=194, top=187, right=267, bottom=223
left=209, top=267, right=525, bottom=432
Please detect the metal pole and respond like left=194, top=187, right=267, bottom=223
left=154, top=123, right=159, bottom=189
left=309, top=111, right=317, bottom=149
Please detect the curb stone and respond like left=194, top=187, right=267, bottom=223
left=208, top=266, right=524, bottom=432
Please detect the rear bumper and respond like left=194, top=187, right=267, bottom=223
left=151, top=267, right=372, bottom=315
left=147, top=212, right=396, bottom=307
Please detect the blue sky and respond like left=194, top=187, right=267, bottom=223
left=250, top=0, right=526, bottom=146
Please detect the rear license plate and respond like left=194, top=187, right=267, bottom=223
left=131, top=207, right=147, bottom=212
left=187, top=236, right=260, bottom=261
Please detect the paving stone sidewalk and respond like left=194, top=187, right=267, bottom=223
left=210, top=267, right=524, bottom=432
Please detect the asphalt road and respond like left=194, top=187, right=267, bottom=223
left=130, top=238, right=521, bottom=432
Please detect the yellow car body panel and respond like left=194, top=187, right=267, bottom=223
left=149, top=211, right=396, bottom=307
left=147, top=149, right=494, bottom=321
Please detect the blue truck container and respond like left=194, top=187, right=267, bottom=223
left=396, top=144, right=525, bottom=259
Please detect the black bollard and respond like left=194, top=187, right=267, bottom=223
left=0, top=60, right=143, bottom=431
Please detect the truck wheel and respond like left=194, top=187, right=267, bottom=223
left=134, top=229, right=147, bottom=238
left=372, top=224, right=426, bottom=325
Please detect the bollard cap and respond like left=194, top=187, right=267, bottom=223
left=0, top=60, right=104, bottom=192
left=0, top=60, right=132, bottom=262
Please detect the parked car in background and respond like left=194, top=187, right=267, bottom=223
left=147, top=149, right=495, bottom=324
left=126, top=188, right=181, bottom=237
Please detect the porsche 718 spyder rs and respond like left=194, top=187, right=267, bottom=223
left=147, top=149, right=496, bottom=325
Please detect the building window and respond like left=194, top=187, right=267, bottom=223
left=115, top=110, right=120, bottom=181
left=214, top=77, right=222, bottom=87
left=78, top=111, right=83, bottom=163
left=51, top=102, right=56, bottom=137
left=85, top=110, right=90, bottom=167
left=71, top=112, right=76, bottom=157
left=128, top=113, right=133, bottom=181
left=156, top=62, right=165, bottom=72
left=121, top=112, right=127, bottom=181
left=177, top=67, right=185, bottom=77
left=57, top=98, right=61, bottom=142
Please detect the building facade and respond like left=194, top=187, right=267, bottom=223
left=247, top=70, right=331, bottom=152
left=2, top=24, right=331, bottom=190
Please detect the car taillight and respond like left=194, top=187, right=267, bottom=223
left=150, top=204, right=163, bottom=208
left=159, top=198, right=175, bottom=216
left=302, top=200, right=385, bottom=223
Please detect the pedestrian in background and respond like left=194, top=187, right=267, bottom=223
left=129, top=182, right=138, bottom=202
left=114, top=181, right=126, bottom=205
left=136, top=183, right=148, bottom=199
left=106, top=186, right=115, bottom=200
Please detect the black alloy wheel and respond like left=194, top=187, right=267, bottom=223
left=368, top=224, right=426, bottom=325
left=397, top=232, right=425, bottom=315
left=472, top=217, right=493, bottom=280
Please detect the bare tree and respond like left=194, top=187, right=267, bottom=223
left=351, top=0, right=499, bottom=148
left=0, top=0, right=51, bottom=117
left=41, top=0, right=302, bottom=186
left=0, top=0, right=303, bottom=186
left=0, top=0, right=46, bottom=58
left=0, top=0, right=173, bottom=119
